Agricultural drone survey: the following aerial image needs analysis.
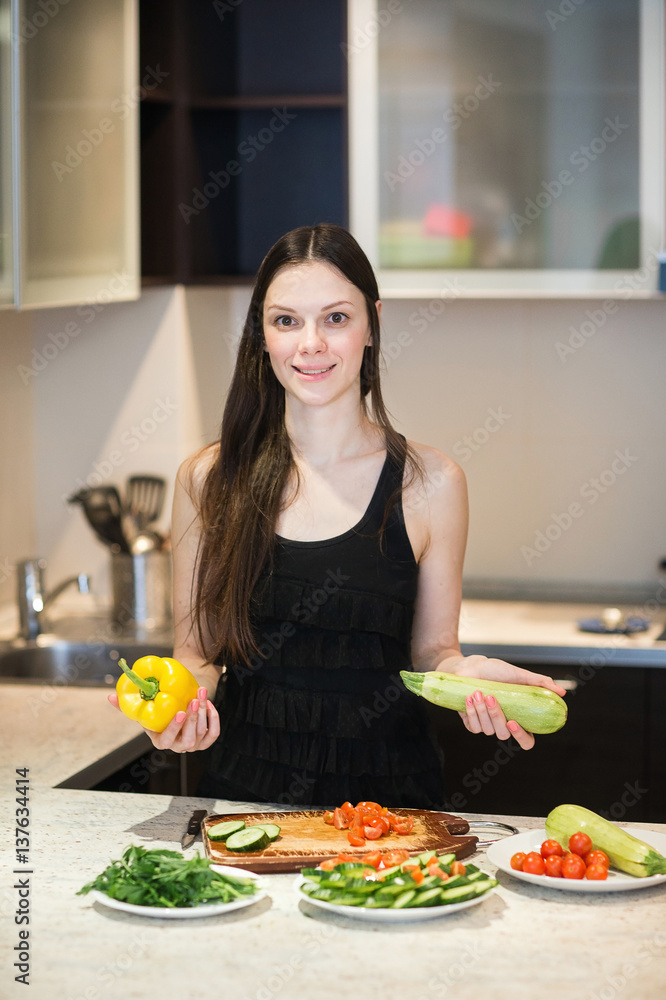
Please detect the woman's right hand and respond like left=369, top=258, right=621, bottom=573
left=107, top=687, right=220, bottom=753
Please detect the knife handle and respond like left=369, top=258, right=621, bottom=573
left=186, top=809, right=208, bottom=834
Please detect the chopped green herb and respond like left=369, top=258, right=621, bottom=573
left=77, top=845, right=258, bottom=908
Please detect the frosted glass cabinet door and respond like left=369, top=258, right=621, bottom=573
left=349, top=0, right=665, bottom=296
left=14, top=0, right=139, bottom=308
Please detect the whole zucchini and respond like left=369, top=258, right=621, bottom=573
left=400, top=670, right=567, bottom=735
left=545, top=804, right=666, bottom=877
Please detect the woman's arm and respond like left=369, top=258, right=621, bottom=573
left=404, top=444, right=565, bottom=750
left=107, top=450, right=221, bottom=752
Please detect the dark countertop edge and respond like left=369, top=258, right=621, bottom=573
left=460, top=641, right=666, bottom=668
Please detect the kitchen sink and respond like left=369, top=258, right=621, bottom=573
left=0, top=640, right=173, bottom=686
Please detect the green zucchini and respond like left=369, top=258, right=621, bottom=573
left=400, top=670, right=567, bottom=735
left=545, top=804, right=666, bottom=878
left=224, top=827, right=269, bottom=852
left=207, top=819, right=246, bottom=841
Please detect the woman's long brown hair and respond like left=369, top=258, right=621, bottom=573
left=192, top=224, right=423, bottom=665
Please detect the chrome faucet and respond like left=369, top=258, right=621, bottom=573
left=16, top=559, right=90, bottom=639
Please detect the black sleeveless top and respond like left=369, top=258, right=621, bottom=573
left=197, top=442, right=445, bottom=809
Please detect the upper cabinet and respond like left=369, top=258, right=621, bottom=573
left=349, top=0, right=666, bottom=296
left=1, top=0, right=139, bottom=309
left=139, top=0, right=348, bottom=284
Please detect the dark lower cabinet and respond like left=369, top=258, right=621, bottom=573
left=430, top=665, right=662, bottom=823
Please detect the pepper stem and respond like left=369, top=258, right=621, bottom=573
left=118, top=658, right=159, bottom=701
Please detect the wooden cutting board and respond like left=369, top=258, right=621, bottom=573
left=202, top=809, right=478, bottom=873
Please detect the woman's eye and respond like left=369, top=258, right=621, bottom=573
left=328, top=312, right=346, bottom=324
left=276, top=315, right=295, bottom=327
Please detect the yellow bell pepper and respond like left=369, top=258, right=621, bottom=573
left=115, top=655, right=200, bottom=733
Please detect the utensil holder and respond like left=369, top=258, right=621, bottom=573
left=111, top=551, right=172, bottom=628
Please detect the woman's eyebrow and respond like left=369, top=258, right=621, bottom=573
left=265, top=300, right=354, bottom=312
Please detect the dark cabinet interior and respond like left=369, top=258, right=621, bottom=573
left=139, top=0, right=347, bottom=284
left=430, top=665, right=664, bottom=824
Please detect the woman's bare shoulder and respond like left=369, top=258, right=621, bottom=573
left=405, top=439, right=467, bottom=499
left=177, top=443, right=219, bottom=499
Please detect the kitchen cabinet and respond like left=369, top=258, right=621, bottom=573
left=139, top=0, right=347, bottom=284
left=1, top=0, right=139, bottom=309
left=431, top=664, right=664, bottom=823
left=348, top=0, right=666, bottom=297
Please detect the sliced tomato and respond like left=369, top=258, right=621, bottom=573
left=332, top=807, right=349, bottom=830
left=356, top=801, right=382, bottom=813
left=409, top=867, right=425, bottom=884
left=322, top=811, right=335, bottom=826
left=318, top=859, right=336, bottom=871
left=363, top=824, right=383, bottom=840
left=382, top=849, right=411, bottom=866
left=375, top=815, right=391, bottom=836
left=340, top=801, right=355, bottom=818
left=347, top=829, right=366, bottom=847
left=450, top=861, right=467, bottom=877
left=362, top=851, right=383, bottom=869
left=392, top=817, right=415, bottom=835
left=334, top=853, right=361, bottom=864
left=428, top=864, right=447, bottom=880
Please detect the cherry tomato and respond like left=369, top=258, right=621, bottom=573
left=544, top=855, right=563, bottom=878
left=347, top=829, right=366, bottom=847
left=318, top=859, right=336, bottom=870
left=540, top=839, right=564, bottom=859
left=584, top=849, right=610, bottom=869
left=340, top=801, right=355, bottom=818
left=356, top=801, right=382, bottom=814
left=561, top=853, right=587, bottom=879
left=585, top=864, right=609, bottom=881
left=522, top=852, right=546, bottom=875
left=569, top=831, right=593, bottom=857
left=322, top=811, right=335, bottom=826
left=332, top=807, right=349, bottom=830
left=510, top=852, right=526, bottom=871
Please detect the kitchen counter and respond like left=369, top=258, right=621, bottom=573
left=2, top=681, right=666, bottom=1000
left=460, top=599, right=666, bottom=667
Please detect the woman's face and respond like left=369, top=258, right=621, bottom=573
left=262, top=261, right=380, bottom=409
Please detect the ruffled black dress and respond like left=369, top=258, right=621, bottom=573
left=197, top=444, right=446, bottom=809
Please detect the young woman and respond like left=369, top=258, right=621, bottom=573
left=110, top=224, right=564, bottom=808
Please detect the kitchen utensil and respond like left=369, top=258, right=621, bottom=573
left=68, top=486, right=130, bottom=553
left=125, top=475, right=166, bottom=533
left=202, top=809, right=478, bottom=873
left=130, top=530, right=164, bottom=555
left=181, top=809, right=208, bottom=849
left=111, top=551, right=172, bottom=628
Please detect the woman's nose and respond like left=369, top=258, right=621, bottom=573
left=298, top=320, right=326, bottom=353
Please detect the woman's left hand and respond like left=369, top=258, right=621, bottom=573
left=447, top=655, right=567, bottom=750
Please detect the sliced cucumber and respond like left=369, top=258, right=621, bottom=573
left=413, top=887, right=445, bottom=907
left=415, top=850, right=438, bottom=866
left=225, top=827, right=270, bottom=852
left=207, top=819, right=246, bottom=841
left=252, top=823, right=281, bottom=841
left=392, top=889, right=417, bottom=908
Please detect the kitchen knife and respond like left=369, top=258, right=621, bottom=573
left=181, top=809, right=208, bottom=849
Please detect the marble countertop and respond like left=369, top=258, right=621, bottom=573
left=2, top=679, right=666, bottom=1000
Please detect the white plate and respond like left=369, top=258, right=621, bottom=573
left=487, top=828, right=666, bottom=893
left=89, top=865, right=267, bottom=918
left=294, top=874, right=496, bottom=922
